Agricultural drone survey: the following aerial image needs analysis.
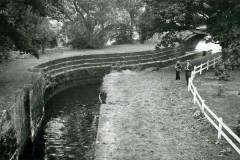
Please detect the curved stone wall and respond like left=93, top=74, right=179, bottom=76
left=0, top=47, right=204, bottom=159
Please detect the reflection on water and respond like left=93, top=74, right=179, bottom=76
left=23, top=85, right=100, bottom=160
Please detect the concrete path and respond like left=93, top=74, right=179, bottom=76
left=0, top=44, right=155, bottom=112
left=95, top=67, right=239, bottom=160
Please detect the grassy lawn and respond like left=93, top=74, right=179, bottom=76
left=196, top=70, right=240, bottom=130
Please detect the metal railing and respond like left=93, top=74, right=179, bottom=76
left=188, top=55, right=240, bottom=155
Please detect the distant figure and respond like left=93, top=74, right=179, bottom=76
left=184, top=60, right=193, bottom=85
left=174, top=61, right=182, bottom=80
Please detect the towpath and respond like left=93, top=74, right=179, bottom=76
left=95, top=67, right=239, bottom=160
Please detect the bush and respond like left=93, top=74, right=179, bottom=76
left=70, top=36, right=91, bottom=49
left=214, top=62, right=230, bottom=81
left=0, top=36, right=14, bottom=60
left=69, top=32, right=106, bottom=49
left=111, top=24, right=132, bottom=45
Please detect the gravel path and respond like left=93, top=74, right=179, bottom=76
left=95, top=67, right=239, bottom=160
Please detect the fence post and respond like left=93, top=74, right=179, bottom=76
left=200, top=64, right=202, bottom=74
left=201, top=100, right=205, bottom=113
left=193, top=66, right=196, bottom=74
left=191, top=71, right=195, bottom=79
left=218, top=117, right=223, bottom=139
left=193, top=86, right=196, bottom=104
left=213, top=57, right=216, bottom=68
left=207, top=60, right=209, bottom=70
left=188, top=77, right=191, bottom=91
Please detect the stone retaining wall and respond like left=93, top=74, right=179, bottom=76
left=0, top=88, right=29, bottom=160
left=28, top=76, right=46, bottom=141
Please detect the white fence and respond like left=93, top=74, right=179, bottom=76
left=188, top=55, right=240, bottom=155
left=192, top=56, right=222, bottom=75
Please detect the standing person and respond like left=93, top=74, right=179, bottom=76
left=175, top=61, right=182, bottom=80
left=184, top=60, right=193, bottom=85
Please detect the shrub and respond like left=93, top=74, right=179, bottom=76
left=0, top=36, right=14, bottom=60
left=111, top=24, right=132, bottom=45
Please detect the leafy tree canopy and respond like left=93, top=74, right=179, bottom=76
left=0, top=0, right=63, bottom=58
left=115, top=0, right=145, bottom=42
left=145, top=0, right=240, bottom=63
left=59, top=0, right=118, bottom=49
left=60, top=0, right=145, bottom=48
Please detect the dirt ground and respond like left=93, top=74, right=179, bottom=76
left=95, top=67, right=239, bottom=160
left=0, top=44, right=155, bottom=112
left=196, top=69, right=240, bottom=137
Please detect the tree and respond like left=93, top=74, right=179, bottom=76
left=0, top=0, right=63, bottom=58
left=60, top=0, right=117, bottom=49
left=138, top=7, right=155, bottom=43
left=144, top=0, right=240, bottom=64
left=111, top=24, right=133, bottom=44
left=115, top=0, right=145, bottom=42
left=0, top=36, right=13, bottom=60
left=34, top=19, right=58, bottom=54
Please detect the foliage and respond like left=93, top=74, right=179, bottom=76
left=138, top=7, right=155, bottom=43
left=60, top=0, right=117, bottom=49
left=111, top=24, right=133, bottom=45
left=33, top=19, right=58, bottom=53
left=214, top=62, right=230, bottom=81
left=144, top=0, right=240, bottom=64
left=0, top=0, right=63, bottom=58
left=0, top=36, right=13, bottom=60
left=70, top=33, right=94, bottom=49
left=115, top=0, right=145, bottom=42
left=0, top=0, right=147, bottom=54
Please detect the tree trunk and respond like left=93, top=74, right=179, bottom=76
left=129, top=11, right=135, bottom=43
left=41, top=41, right=46, bottom=54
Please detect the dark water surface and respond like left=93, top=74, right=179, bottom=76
left=22, top=85, right=100, bottom=160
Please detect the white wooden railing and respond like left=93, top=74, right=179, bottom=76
left=192, top=56, right=222, bottom=75
left=188, top=55, right=240, bottom=155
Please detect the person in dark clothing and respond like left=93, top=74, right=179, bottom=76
left=175, top=61, right=182, bottom=80
left=184, top=60, right=193, bottom=85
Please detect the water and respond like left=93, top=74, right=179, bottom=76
left=22, top=85, right=100, bottom=160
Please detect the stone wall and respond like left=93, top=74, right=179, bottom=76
left=28, top=75, right=46, bottom=141
left=0, top=66, right=111, bottom=160
left=0, top=88, right=30, bottom=160
left=44, top=66, right=112, bottom=102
